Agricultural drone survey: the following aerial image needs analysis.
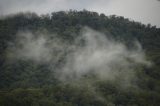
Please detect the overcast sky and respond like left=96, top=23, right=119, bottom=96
left=0, top=0, right=160, bottom=27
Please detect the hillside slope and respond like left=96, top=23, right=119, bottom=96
left=0, top=10, right=160, bottom=106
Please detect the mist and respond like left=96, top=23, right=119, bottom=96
left=8, top=31, right=69, bottom=66
left=8, top=27, right=151, bottom=89
left=58, top=27, right=151, bottom=88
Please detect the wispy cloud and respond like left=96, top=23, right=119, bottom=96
left=8, top=27, right=151, bottom=88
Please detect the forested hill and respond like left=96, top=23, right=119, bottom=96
left=1, top=10, right=160, bottom=50
left=0, top=10, right=160, bottom=106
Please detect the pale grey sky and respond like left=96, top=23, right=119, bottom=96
left=0, top=0, right=160, bottom=27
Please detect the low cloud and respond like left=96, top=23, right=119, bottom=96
left=58, top=27, right=151, bottom=88
left=8, top=31, right=69, bottom=65
left=8, top=27, right=151, bottom=89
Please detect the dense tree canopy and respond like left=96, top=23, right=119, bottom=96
left=0, top=10, right=160, bottom=106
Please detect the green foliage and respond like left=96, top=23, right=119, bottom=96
left=0, top=10, right=160, bottom=106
